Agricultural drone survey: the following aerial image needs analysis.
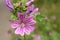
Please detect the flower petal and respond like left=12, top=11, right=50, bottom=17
left=18, top=12, right=22, bottom=18
left=26, top=1, right=31, bottom=6
left=31, top=8, right=38, bottom=15
left=26, top=5, right=34, bottom=14
left=29, top=15, right=34, bottom=19
left=26, top=19, right=36, bottom=25
left=29, top=26, right=36, bottom=32
left=26, top=0, right=34, bottom=6
left=30, top=0, right=34, bottom=2
left=6, top=0, right=14, bottom=10
left=11, top=20, right=19, bottom=28
left=28, top=4, right=34, bottom=11
left=26, top=15, right=34, bottom=20
left=24, top=26, right=35, bottom=35
left=18, top=12, right=25, bottom=20
left=25, top=15, right=36, bottom=25
left=24, top=26, right=31, bottom=35
left=15, top=27, right=24, bottom=36
left=34, top=35, right=41, bottom=40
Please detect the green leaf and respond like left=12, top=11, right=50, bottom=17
left=51, top=31, right=60, bottom=40
left=45, top=23, right=51, bottom=31
left=21, top=0, right=28, bottom=5
left=13, top=0, right=21, bottom=3
left=11, top=14, right=18, bottom=21
left=41, top=36, right=50, bottom=40
left=35, top=14, right=45, bottom=22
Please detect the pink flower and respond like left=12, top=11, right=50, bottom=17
left=34, top=35, right=41, bottom=40
left=11, top=13, right=36, bottom=36
left=26, top=4, right=38, bottom=15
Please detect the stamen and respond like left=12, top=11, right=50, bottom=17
left=21, top=23, right=25, bottom=28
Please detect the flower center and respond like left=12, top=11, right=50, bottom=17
left=20, top=23, right=25, bottom=28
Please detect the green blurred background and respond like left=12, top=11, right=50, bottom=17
left=34, top=0, right=60, bottom=40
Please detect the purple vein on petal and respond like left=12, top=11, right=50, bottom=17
left=6, top=0, right=14, bottom=10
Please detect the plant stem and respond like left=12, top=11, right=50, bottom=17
left=22, top=35, right=26, bottom=40
left=21, top=36, right=24, bottom=40
left=24, top=35, right=26, bottom=40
